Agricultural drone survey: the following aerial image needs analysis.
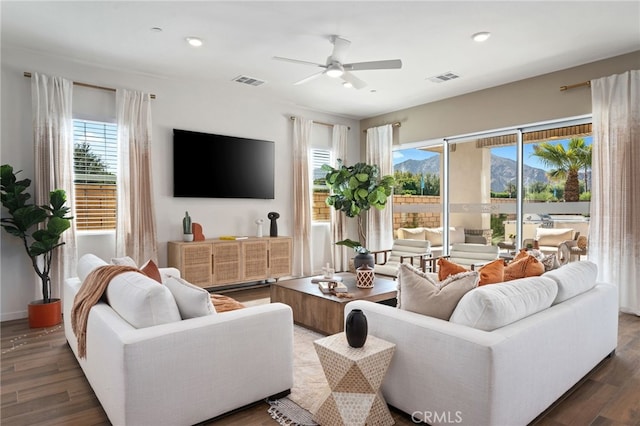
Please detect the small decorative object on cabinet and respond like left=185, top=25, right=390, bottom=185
left=192, top=223, right=205, bottom=241
left=182, top=212, right=193, bottom=241
left=345, top=309, right=368, bottom=348
left=268, top=212, right=279, bottom=237
left=255, top=218, right=264, bottom=237
left=356, top=263, right=375, bottom=288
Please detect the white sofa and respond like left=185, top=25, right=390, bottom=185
left=345, top=261, right=618, bottom=425
left=63, top=254, right=294, bottom=426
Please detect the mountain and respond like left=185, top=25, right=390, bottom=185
left=394, top=154, right=549, bottom=192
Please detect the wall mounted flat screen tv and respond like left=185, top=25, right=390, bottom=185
left=173, top=129, right=275, bottom=199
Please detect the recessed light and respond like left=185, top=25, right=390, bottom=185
left=342, top=81, right=353, bottom=89
left=472, top=32, right=491, bottom=42
left=150, top=27, right=163, bottom=33
left=186, top=37, right=203, bottom=47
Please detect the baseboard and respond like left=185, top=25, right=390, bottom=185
left=1, top=310, right=27, bottom=322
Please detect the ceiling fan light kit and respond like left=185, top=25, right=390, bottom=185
left=274, top=35, right=402, bottom=89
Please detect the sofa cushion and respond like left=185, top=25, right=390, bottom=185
left=78, top=254, right=108, bottom=282
left=504, top=253, right=545, bottom=281
left=536, top=228, right=574, bottom=246
left=424, top=228, right=444, bottom=246
left=450, top=276, right=558, bottom=331
left=544, top=260, right=598, bottom=305
left=165, top=276, right=216, bottom=319
left=398, top=263, right=478, bottom=320
left=398, top=227, right=426, bottom=240
left=105, top=272, right=181, bottom=328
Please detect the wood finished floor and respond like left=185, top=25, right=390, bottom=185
left=2, top=286, right=639, bottom=426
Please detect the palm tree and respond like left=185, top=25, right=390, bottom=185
left=531, top=138, right=591, bottom=202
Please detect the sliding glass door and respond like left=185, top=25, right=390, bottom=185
left=392, top=116, right=591, bottom=259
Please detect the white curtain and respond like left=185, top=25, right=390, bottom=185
left=116, top=89, right=158, bottom=265
left=292, top=117, right=313, bottom=277
left=365, top=124, right=394, bottom=252
left=31, top=72, right=77, bottom=301
left=330, top=124, right=349, bottom=271
left=590, top=70, right=640, bottom=315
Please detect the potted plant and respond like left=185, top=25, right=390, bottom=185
left=322, top=161, right=394, bottom=269
left=1, top=164, right=73, bottom=328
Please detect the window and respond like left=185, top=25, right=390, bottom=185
left=311, top=148, right=331, bottom=221
left=73, top=119, right=117, bottom=230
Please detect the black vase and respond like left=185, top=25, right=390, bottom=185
left=345, top=309, right=368, bottom=348
left=353, top=253, right=374, bottom=270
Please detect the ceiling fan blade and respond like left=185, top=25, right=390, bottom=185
left=294, top=71, right=325, bottom=86
left=273, top=56, right=326, bottom=68
left=344, top=59, right=402, bottom=71
left=341, top=71, right=367, bottom=90
left=330, top=35, right=351, bottom=63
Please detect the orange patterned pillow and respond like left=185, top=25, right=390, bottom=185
left=504, top=254, right=545, bottom=281
left=438, top=257, right=468, bottom=281
left=477, top=259, right=505, bottom=286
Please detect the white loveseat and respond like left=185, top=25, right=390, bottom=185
left=63, top=254, right=294, bottom=426
left=345, top=261, right=618, bottom=425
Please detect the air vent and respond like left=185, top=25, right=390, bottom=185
left=428, top=72, right=460, bottom=83
left=232, top=75, right=266, bottom=86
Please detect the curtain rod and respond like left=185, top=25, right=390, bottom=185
left=24, top=72, right=157, bottom=99
left=289, top=116, right=350, bottom=130
left=362, top=122, right=401, bottom=133
left=560, top=80, right=591, bottom=91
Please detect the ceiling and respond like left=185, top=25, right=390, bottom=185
left=2, top=1, right=639, bottom=119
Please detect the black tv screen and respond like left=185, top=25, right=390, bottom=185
left=173, top=129, right=275, bottom=199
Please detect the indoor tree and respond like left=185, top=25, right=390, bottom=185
left=322, top=161, right=395, bottom=253
left=1, top=164, right=73, bottom=304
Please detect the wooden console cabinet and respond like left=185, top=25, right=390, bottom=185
left=167, top=236, right=292, bottom=288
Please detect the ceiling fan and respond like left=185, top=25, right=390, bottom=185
left=273, top=35, right=402, bottom=89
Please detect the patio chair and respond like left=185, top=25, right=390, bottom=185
left=426, top=242, right=500, bottom=272
left=372, top=239, right=431, bottom=278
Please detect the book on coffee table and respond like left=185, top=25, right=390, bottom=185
left=318, top=281, right=348, bottom=294
left=311, top=276, right=343, bottom=283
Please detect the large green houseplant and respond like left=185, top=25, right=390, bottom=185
left=322, top=161, right=394, bottom=267
left=1, top=164, right=73, bottom=327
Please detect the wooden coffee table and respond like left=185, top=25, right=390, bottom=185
left=270, top=273, right=397, bottom=335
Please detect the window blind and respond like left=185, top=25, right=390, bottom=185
left=73, top=120, right=117, bottom=230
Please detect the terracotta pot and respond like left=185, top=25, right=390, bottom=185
left=28, top=299, right=62, bottom=328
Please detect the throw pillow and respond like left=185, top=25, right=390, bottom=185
left=477, top=259, right=505, bottom=286
left=140, top=259, right=162, bottom=283
left=164, top=276, right=216, bottom=319
left=110, top=256, right=138, bottom=268
left=504, top=253, right=545, bottom=281
left=540, top=254, right=560, bottom=272
left=438, top=257, right=504, bottom=286
left=398, top=263, right=478, bottom=320
left=438, top=257, right=467, bottom=281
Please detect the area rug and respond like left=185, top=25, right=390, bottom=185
left=268, top=325, right=328, bottom=425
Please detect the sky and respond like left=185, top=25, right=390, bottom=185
left=393, top=136, right=592, bottom=171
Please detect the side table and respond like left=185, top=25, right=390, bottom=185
left=313, top=332, right=396, bottom=426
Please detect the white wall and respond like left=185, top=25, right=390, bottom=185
left=0, top=47, right=360, bottom=321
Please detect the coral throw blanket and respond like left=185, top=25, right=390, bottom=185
left=71, top=265, right=139, bottom=359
